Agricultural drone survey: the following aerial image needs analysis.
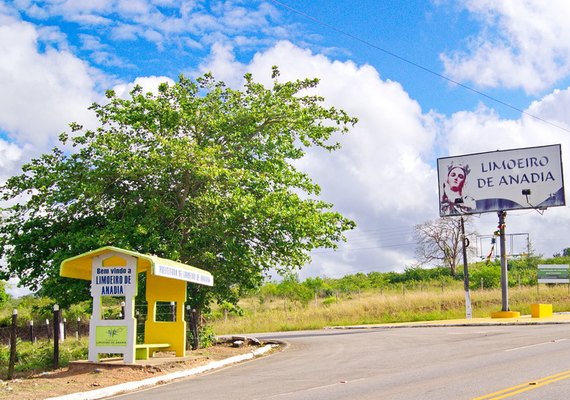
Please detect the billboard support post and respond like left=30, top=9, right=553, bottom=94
left=460, top=216, right=472, bottom=319
left=499, top=211, right=509, bottom=311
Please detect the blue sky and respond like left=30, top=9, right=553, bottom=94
left=3, top=1, right=570, bottom=294
left=10, top=0, right=548, bottom=117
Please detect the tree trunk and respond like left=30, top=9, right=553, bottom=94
left=189, top=307, right=200, bottom=350
left=186, top=285, right=208, bottom=351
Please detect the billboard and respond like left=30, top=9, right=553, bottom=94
left=537, top=264, right=570, bottom=284
left=438, top=144, right=565, bottom=216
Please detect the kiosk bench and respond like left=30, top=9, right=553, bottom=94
left=135, top=343, right=171, bottom=360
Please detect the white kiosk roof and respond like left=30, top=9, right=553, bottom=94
left=60, top=246, right=213, bottom=286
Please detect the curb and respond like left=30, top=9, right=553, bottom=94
left=45, top=344, right=277, bottom=400
left=327, top=315, right=570, bottom=330
left=329, top=321, right=570, bottom=329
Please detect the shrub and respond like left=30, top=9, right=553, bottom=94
left=189, top=325, right=216, bottom=348
left=322, top=297, right=337, bottom=306
left=470, top=263, right=501, bottom=289
left=0, top=338, right=89, bottom=379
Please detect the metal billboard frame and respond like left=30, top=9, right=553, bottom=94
left=437, top=144, right=565, bottom=217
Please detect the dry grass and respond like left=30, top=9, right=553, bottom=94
left=211, top=284, right=570, bottom=334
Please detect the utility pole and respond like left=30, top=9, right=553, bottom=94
left=460, top=216, right=472, bottom=319
left=498, top=211, right=509, bottom=312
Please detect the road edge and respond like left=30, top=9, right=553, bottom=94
left=45, top=343, right=279, bottom=400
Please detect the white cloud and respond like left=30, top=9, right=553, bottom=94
left=200, top=41, right=439, bottom=276
left=195, top=42, right=247, bottom=87
left=525, top=88, right=570, bottom=128
left=110, top=23, right=139, bottom=41
left=29, top=0, right=114, bottom=20
left=111, top=75, right=175, bottom=98
left=197, top=40, right=570, bottom=277
left=441, top=0, right=570, bottom=94
left=16, top=0, right=289, bottom=56
left=245, top=42, right=438, bottom=217
left=441, top=86, right=570, bottom=259
left=117, top=0, right=152, bottom=16
left=0, top=140, right=26, bottom=183
left=4, top=1, right=570, bottom=282
left=6, top=277, right=33, bottom=298
left=0, top=17, right=98, bottom=150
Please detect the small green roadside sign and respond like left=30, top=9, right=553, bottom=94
left=538, top=264, right=570, bottom=283
left=95, top=326, right=128, bottom=346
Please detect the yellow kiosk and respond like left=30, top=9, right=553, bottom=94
left=60, top=246, right=213, bottom=363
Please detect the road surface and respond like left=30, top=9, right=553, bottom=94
left=112, top=324, right=570, bottom=399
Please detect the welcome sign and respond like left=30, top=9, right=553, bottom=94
left=91, top=265, right=136, bottom=297
left=438, top=144, right=565, bottom=216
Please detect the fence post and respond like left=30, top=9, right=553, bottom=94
left=46, top=319, right=51, bottom=341
left=7, top=309, right=17, bottom=380
left=170, top=301, right=176, bottom=321
left=76, top=317, right=81, bottom=340
left=29, top=320, right=34, bottom=343
left=53, top=304, right=60, bottom=370
left=185, top=305, right=191, bottom=349
left=191, top=309, right=199, bottom=351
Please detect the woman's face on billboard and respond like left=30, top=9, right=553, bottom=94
left=447, top=167, right=465, bottom=192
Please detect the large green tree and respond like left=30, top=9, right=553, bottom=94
left=0, top=68, right=356, bottom=318
left=0, top=280, right=8, bottom=308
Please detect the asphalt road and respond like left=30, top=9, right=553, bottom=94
left=112, top=325, right=570, bottom=400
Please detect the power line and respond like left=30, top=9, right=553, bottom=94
left=316, top=225, right=417, bottom=252
left=313, top=242, right=416, bottom=254
left=345, top=226, right=415, bottom=235
left=343, top=231, right=414, bottom=245
left=269, top=0, right=570, bottom=134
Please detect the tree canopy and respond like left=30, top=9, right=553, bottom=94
left=0, top=281, right=8, bottom=308
left=414, top=216, right=476, bottom=277
left=0, top=68, right=357, bottom=310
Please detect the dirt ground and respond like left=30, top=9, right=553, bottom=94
left=0, top=340, right=272, bottom=400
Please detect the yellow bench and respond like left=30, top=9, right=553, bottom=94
left=135, top=343, right=171, bottom=360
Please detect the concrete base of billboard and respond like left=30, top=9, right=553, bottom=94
left=491, top=311, right=521, bottom=319
left=531, top=303, right=553, bottom=318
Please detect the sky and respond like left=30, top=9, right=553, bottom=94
left=2, top=0, right=570, bottom=295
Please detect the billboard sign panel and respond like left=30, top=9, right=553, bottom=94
left=438, top=144, right=565, bottom=216
left=537, top=264, right=569, bottom=284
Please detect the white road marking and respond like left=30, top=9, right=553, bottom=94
left=505, top=338, right=568, bottom=352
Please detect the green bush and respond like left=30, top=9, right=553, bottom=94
left=0, top=338, right=89, bottom=378
left=188, top=324, right=216, bottom=349
left=199, top=325, right=216, bottom=348
left=470, top=263, right=501, bottom=289
left=322, top=296, right=337, bottom=306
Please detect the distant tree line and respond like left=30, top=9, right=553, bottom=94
left=254, top=252, right=570, bottom=306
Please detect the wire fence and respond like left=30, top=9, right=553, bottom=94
left=0, top=304, right=200, bottom=380
left=0, top=305, right=199, bottom=346
left=0, top=318, right=90, bottom=345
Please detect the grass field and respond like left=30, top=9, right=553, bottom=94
left=210, top=284, right=570, bottom=334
